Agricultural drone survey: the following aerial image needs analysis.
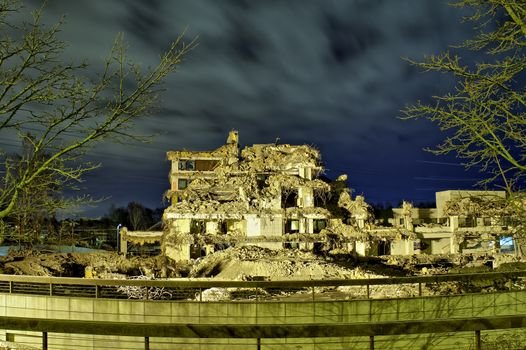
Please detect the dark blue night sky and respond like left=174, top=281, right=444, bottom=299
left=8, top=0, right=489, bottom=217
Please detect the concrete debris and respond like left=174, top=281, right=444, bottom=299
left=197, top=287, right=231, bottom=301
left=116, top=275, right=173, bottom=300
left=189, top=246, right=381, bottom=281
left=0, top=251, right=168, bottom=277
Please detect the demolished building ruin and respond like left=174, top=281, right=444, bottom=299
left=122, top=131, right=522, bottom=262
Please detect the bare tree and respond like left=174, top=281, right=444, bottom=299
left=402, top=1, right=526, bottom=256
left=127, top=201, right=148, bottom=231
left=402, top=1, right=526, bottom=193
left=7, top=134, right=64, bottom=243
left=0, top=0, right=195, bottom=220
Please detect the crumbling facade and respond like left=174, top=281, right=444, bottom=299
left=122, top=132, right=519, bottom=262
left=390, top=190, right=517, bottom=256
left=161, top=131, right=399, bottom=261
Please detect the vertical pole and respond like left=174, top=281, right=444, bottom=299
left=42, top=332, right=48, bottom=350
left=366, top=283, right=370, bottom=299
left=257, top=337, right=261, bottom=350
left=312, top=286, right=316, bottom=322
left=49, top=283, right=53, bottom=296
left=369, top=335, right=374, bottom=350
left=8, top=281, right=12, bottom=294
left=369, top=299, right=373, bottom=322
left=116, top=224, right=121, bottom=253
left=418, top=282, right=422, bottom=297
left=475, top=330, right=481, bottom=350
left=255, top=286, right=259, bottom=323
left=144, top=336, right=150, bottom=350
left=198, top=287, right=202, bottom=324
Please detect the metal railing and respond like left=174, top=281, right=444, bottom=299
left=0, top=270, right=524, bottom=301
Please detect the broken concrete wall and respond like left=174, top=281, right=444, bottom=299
left=436, top=190, right=507, bottom=218
left=161, top=218, right=192, bottom=261
left=420, top=237, right=451, bottom=255
left=390, top=239, right=414, bottom=255
left=245, top=215, right=261, bottom=238
left=355, top=241, right=368, bottom=256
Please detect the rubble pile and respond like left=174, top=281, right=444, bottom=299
left=239, top=144, right=321, bottom=173
left=0, top=251, right=164, bottom=277
left=116, top=275, right=173, bottom=299
left=189, top=245, right=388, bottom=281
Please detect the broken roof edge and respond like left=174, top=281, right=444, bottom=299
left=167, top=144, right=238, bottom=160
left=167, top=131, right=239, bottom=160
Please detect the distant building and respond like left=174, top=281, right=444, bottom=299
left=391, top=190, right=512, bottom=255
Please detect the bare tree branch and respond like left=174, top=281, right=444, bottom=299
left=0, top=0, right=196, bottom=224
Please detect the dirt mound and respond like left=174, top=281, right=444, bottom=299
left=0, top=251, right=160, bottom=277
left=190, top=245, right=388, bottom=280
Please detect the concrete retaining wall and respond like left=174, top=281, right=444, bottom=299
left=2, top=291, right=525, bottom=349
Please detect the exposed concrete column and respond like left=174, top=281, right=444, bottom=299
left=450, top=216, right=459, bottom=232
left=355, top=241, right=367, bottom=256
left=403, top=217, right=413, bottom=231
left=205, top=221, right=219, bottom=254
left=306, top=219, right=314, bottom=234
left=298, top=186, right=314, bottom=208
left=405, top=239, right=413, bottom=255
left=164, top=218, right=192, bottom=261
left=299, top=218, right=309, bottom=250
left=450, top=234, right=459, bottom=254
left=356, top=219, right=364, bottom=229
left=119, top=227, right=128, bottom=256
left=299, top=218, right=307, bottom=234
left=206, top=221, right=219, bottom=234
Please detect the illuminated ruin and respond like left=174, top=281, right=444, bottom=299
left=121, top=131, right=518, bottom=262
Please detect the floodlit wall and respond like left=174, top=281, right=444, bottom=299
left=435, top=190, right=506, bottom=218
left=2, top=291, right=526, bottom=349
left=390, top=239, right=414, bottom=255
left=245, top=215, right=261, bottom=238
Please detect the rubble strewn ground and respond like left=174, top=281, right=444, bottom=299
left=0, top=250, right=163, bottom=277
left=189, top=246, right=386, bottom=280
left=1, top=245, right=524, bottom=301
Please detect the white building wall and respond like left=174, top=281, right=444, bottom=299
left=245, top=215, right=261, bottom=237
left=390, top=239, right=413, bottom=255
